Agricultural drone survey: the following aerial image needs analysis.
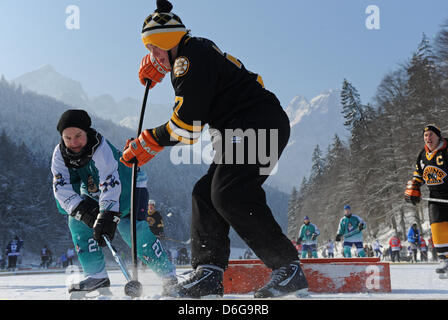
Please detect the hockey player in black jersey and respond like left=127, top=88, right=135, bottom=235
left=121, top=0, right=308, bottom=298
left=405, top=124, right=448, bottom=277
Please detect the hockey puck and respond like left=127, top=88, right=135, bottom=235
left=124, top=280, right=143, bottom=297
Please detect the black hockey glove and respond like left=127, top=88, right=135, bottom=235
left=311, top=233, right=318, bottom=241
left=335, top=234, right=342, bottom=242
left=296, top=237, right=302, bottom=245
left=404, top=179, right=421, bottom=205
left=358, top=223, right=365, bottom=231
left=93, top=211, right=121, bottom=247
left=70, top=197, right=99, bottom=228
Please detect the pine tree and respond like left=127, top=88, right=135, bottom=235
left=405, top=33, right=441, bottom=120
left=326, top=134, right=344, bottom=169
left=287, top=187, right=299, bottom=238
left=310, top=145, right=325, bottom=181
left=341, top=79, right=370, bottom=135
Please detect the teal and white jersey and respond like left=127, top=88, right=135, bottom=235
left=337, top=214, right=366, bottom=243
left=298, top=223, right=320, bottom=245
left=51, top=136, right=147, bottom=217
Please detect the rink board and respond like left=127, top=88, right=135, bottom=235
left=223, top=258, right=391, bottom=294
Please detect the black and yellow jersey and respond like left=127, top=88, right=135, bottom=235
left=150, top=35, right=282, bottom=146
left=413, top=139, right=448, bottom=197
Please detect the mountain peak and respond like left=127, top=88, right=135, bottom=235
left=286, top=90, right=340, bottom=126
left=12, top=65, right=88, bottom=107
left=36, top=64, right=56, bottom=73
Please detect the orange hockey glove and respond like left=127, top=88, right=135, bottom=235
left=404, top=179, right=422, bottom=205
left=120, top=130, right=163, bottom=167
left=138, top=53, right=171, bottom=87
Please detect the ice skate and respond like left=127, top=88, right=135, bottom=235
left=254, top=260, right=309, bottom=298
left=68, top=277, right=112, bottom=299
left=166, top=265, right=224, bottom=298
left=436, top=259, right=448, bottom=279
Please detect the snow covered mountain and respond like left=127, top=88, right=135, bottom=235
left=266, top=89, right=349, bottom=192
left=11, top=65, right=171, bottom=129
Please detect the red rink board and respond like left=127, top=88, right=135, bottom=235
left=223, top=258, right=391, bottom=294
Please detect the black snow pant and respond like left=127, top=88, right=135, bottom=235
left=190, top=105, right=299, bottom=271
left=7, top=255, right=17, bottom=269
left=391, top=250, right=400, bottom=262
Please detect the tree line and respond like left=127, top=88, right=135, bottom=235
left=287, top=20, right=448, bottom=243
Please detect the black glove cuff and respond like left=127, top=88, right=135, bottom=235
left=97, top=211, right=121, bottom=224
left=71, top=198, right=97, bottom=219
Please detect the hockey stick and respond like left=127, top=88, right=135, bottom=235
left=102, top=235, right=142, bottom=297
left=422, top=197, right=448, bottom=204
left=129, top=80, right=152, bottom=287
left=342, top=228, right=362, bottom=239
left=103, top=235, right=131, bottom=282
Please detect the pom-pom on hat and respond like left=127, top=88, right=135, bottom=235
left=141, top=0, right=187, bottom=50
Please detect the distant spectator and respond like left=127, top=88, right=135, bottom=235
left=0, top=251, right=4, bottom=270
left=6, top=236, right=24, bottom=270
left=176, top=247, right=189, bottom=265
left=420, top=237, right=428, bottom=262
left=383, top=246, right=391, bottom=261
left=326, top=240, right=335, bottom=258
left=145, top=200, right=165, bottom=238
left=60, top=253, right=68, bottom=268
left=407, top=223, right=421, bottom=262
left=389, top=234, right=402, bottom=263
left=66, top=247, right=75, bottom=266
left=368, top=244, right=374, bottom=257
left=372, top=239, right=383, bottom=258
left=41, top=245, right=52, bottom=269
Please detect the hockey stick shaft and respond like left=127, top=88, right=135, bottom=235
left=160, top=236, right=191, bottom=245
left=103, top=235, right=132, bottom=282
left=422, top=197, right=448, bottom=204
left=130, top=80, right=152, bottom=281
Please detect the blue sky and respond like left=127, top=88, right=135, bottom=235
left=1, top=0, right=448, bottom=109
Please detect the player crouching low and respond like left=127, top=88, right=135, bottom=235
left=51, top=109, right=177, bottom=298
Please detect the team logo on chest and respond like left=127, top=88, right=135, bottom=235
left=423, top=166, right=447, bottom=185
left=87, top=174, right=99, bottom=194
left=347, top=222, right=354, bottom=232
left=173, top=56, right=189, bottom=77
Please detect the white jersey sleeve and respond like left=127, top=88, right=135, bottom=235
left=51, top=145, right=83, bottom=215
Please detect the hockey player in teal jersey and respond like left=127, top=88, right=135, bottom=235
left=296, top=216, right=320, bottom=258
left=335, top=205, right=367, bottom=257
left=51, top=109, right=176, bottom=297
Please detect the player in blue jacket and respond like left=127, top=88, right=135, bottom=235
left=51, top=109, right=176, bottom=298
left=407, top=223, right=421, bottom=262
left=335, top=205, right=367, bottom=257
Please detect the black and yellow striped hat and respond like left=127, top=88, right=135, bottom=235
left=142, top=0, right=187, bottom=50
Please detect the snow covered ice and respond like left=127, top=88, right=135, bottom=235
left=0, top=263, right=447, bottom=300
